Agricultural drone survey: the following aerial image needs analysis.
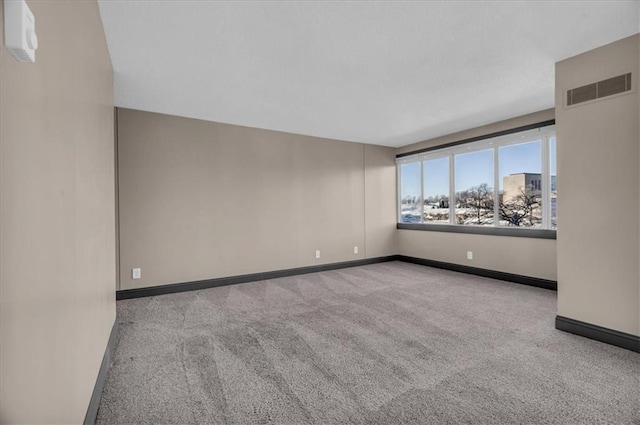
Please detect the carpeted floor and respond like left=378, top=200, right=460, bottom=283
left=97, top=261, right=639, bottom=424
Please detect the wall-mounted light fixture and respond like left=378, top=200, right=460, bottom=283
left=4, top=0, right=38, bottom=63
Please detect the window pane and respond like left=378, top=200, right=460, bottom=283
left=423, top=157, right=449, bottom=223
left=400, top=162, right=421, bottom=223
left=455, top=149, right=494, bottom=225
left=498, top=140, right=542, bottom=227
left=550, top=137, right=557, bottom=229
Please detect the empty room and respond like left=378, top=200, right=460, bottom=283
left=1, top=1, right=639, bottom=424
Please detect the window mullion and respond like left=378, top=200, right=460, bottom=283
left=449, top=154, right=455, bottom=225
left=420, top=160, right=424, bottom=224
left=493, top=146, right=499, bottom=227
left=397, top=164, right=402, bottom=223
left=541, top=135, right=551, bottom=229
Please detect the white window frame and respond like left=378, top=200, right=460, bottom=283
left=397, top=125, right=556, bottom=232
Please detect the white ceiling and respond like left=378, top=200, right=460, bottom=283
left=98, top=1, right=639, bottom=148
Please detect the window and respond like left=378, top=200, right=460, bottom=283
left=455, top=149, right=494, bottom=226
left=423, top=157, right=449, bottom=223
left=396, top=124, right=556, bottom=236
left=498, top=140, right=542, bottom=227
left=399, top=162, right=421, bottom=223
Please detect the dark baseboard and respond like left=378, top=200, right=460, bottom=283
left=116, top=254, right=556, bottom=300
left=396, top=255, right=557, bottom=291
left=555, top=315, right=640, bottom=353
left=84, top=319, right=119, bottom=425
left=116, top=256, right=400, bottom=300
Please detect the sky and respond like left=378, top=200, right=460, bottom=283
left=401, top=138, right=557, bottom=198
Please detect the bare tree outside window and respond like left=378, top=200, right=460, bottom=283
left=455, top=183, right=494, bottom=225
left=499, top=185, right=542, bottom=227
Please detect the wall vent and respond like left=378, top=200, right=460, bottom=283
left=567, top=73, right=632, bottom=106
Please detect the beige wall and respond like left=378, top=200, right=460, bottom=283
left=365, top=144, right=398, bottom=257
left=0, top=1, right=116, bottom=424
left=396, top=109, right=558, bottom=281
left=399, top=231, right=557, bottom=281
left=117, top=109, right=396, bottom=290
left=556, top=34, right=639, bottom=336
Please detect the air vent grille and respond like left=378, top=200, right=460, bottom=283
left=567, top=73, right=632, bottom=106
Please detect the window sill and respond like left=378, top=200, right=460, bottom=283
left=397, top=223, right=556, bottom=239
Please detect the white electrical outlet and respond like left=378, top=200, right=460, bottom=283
left=315, top=250, right=321, bottom=259
left=467, top=251, right=473, bottom=260
left=354, top=246, right=359, bottom=254
left=132, top=268, right=141, bottom=279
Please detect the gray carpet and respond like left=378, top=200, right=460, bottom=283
left=97, top=262, right=639, bottom=424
